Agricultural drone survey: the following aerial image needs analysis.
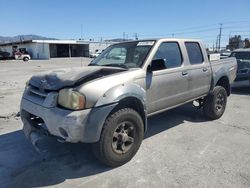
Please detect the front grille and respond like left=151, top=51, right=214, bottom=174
left=238, top=69, right=249, bottom=74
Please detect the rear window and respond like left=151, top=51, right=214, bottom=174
left=185, top=42, right=204, bottom=64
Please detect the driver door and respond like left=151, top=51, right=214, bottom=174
left=146, top=42, right=190, bottom=114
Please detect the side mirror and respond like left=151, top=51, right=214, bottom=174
left=148, top=59, right=166, bottom=72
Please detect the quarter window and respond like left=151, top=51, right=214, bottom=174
left=153, top=42, right=183, bottom=68
left=185, top=42, right=204, bottom=64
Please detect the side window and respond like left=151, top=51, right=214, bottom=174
left=153, top=42, right=183, bottom=68
left=185, top=42, right=204, bottom=64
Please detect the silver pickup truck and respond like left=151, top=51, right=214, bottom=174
left=20, top=39, right=237, bottom=166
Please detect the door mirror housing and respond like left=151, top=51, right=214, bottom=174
left=148, top=59, right=166, bottom=72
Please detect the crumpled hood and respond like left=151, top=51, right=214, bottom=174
left=29, top=66, right=126, bottom=91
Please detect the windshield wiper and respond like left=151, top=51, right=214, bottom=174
left=88, top=63, right=100, bottom=66
left=101, top=63, right=128, bottom=69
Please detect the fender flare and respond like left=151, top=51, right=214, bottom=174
left=95, top=83, right=146, bottom=108
left=82, top=83, right=147, bottom=143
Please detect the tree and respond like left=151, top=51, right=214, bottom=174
left=226, top=35, right=243, bottom=50
left=244, top=38, right=250, bottom=48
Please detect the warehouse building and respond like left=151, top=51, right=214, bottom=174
left=0, top=40, right=114, bottom=59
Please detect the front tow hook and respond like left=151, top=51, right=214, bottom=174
left=30, top=132, right=48, bottom=154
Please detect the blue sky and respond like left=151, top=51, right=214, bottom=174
left=0, top=0, right=250, bottom=47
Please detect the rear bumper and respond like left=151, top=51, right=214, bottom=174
left=21, top=98, right=117, bottom=143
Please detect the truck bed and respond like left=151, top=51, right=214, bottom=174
left=210, top=57, right=237, bottom=85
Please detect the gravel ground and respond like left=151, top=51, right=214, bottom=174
left=0, top=58, right=249, bottom=188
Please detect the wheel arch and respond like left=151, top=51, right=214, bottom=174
left=94, top=83, right=147, bottom=133
left=215, top=76, right=230, bottom=96
left=109, top=96, right=147, bottom=132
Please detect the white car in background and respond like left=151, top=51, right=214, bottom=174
left=89, top=51, right=102, bottom=58
left=14, top=48, right=31, bottom=61
left=14, top=53, right=31, bottom=61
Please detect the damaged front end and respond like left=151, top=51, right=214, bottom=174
left=20, top=66, right=124, bottom=152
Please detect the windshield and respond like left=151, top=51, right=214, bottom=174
left=230, top=51, right=250, bottom=60
left=89, top=41, right=155, bottom=68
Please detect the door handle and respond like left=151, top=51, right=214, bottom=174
left=203, top=68, right=208, bottom=72
left=182, top=71, right=188, bottom=76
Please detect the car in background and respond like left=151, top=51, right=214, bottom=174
left=0, top=51, right=10, bottom=60
left=14, top=48, right=31, bottom=61
left=89, top=50, right=102, bottom=58
left=220, top=51, right=231, bottom=59
left=230, top=48, right=250, bottom=83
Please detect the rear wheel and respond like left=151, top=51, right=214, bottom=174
left=92, top=108, right=144, bottom=167
left=23, top=57, right=29, bottom=61
left=203, top=86, right=227, bottom=120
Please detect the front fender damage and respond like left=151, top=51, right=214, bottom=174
left=93, top=83, right=147, bottom=133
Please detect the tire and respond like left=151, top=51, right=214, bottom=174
left=203, top=86, right=227, bottom=120
left=92, top=108, right=144, bottom=167
left=23, top=57, right=29, bottom=61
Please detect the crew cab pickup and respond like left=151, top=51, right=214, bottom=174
left=20, top=39, right=237, bottom=167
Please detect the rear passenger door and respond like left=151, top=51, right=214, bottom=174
left=146, top=42, right=190, bottom=114
left=184, top=42, right=212, bottom=99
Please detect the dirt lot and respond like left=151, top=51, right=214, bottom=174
left=0, top=58, right=250, bottom=188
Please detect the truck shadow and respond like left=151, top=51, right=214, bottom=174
left=231, top=86, right=250, bottom=95
left=145, top=104, right=207, bottom=139
left=1, top=104, right=207, bottom=187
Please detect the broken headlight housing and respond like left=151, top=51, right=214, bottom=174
left=58, top=88, right=85, bottom=110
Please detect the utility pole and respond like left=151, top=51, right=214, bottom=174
left=218, top=23, right=222, bottom=52
left=135, top=33, right=138, bottom=40
left=172, top=33, right=174, bottom=38
left=215, top=35, right=218, bottom=52
left=81, top=24, right=83, bottom=40
left=123, top=32, right=125, bottom=41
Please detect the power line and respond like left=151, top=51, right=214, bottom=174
left=88, top=20, right=250, bottom=42
left=220, top=20, right=250, bottom=25
left=229, top=29, right=250, bottom=33
left=138, top=27, right=219, bottom=38
left=129, top=22, right=250, bottom=38
left=169, top=23, right=219, bottom=32
left=222, top=25, right=250, bottom=30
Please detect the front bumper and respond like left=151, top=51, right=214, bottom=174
left=21, top=98, right=91, bottom=143
left=21, top=97, right=117, bottom=143
left=235, top=69, right=250, bottom=81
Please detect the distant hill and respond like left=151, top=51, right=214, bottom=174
left=105, top=38, right=133, bottom=42
left=0, top=35, right=57, bottom=44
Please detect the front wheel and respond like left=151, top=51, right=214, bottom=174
left=203, top=86, right=227, bottom=120
left=92, top=108, right=144, bottom=167
left=23, top=57, right=29, bottom=61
